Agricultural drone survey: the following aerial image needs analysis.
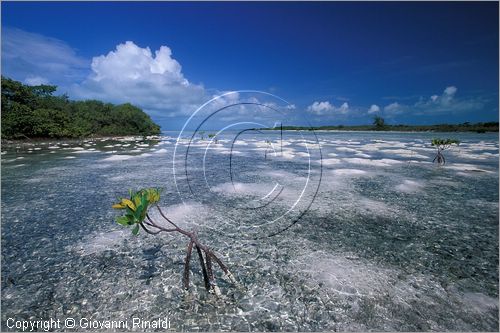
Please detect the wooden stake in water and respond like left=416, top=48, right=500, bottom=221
left=280, top=122, right=283, bottom=156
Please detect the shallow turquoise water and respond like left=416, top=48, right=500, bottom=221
left=1, top=131, right=498, bottom=331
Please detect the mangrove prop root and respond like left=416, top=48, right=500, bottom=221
left=433, top=149, right=446, bottom=165
left=432, top=140, right=459, bottom=165
left=196, top=245, right=210, bottom=291
left=140, top=206, right=236, bottom=294
left=183, top=241, right=194, bottom=290
left=205, top=253, right=221, bottom=296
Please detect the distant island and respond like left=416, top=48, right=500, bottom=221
left=262, top=116, right=498, bottom=133
left=1, top=77, right=160, bottom=140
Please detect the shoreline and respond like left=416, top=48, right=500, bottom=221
left=2, top=130, right=498, bottom=147
left=1, top=135, right=163, bottom=148
left=257, top=129, right=499, bottom=134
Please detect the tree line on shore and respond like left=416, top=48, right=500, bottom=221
left=1, top=77, right=161, bottom=140
left=268, top=115, right=498, bottom=133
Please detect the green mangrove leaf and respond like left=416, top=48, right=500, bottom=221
left=125, top=214, right=136, bottom=225
left=133, top=194, right=142, bottom=209
left=132, top=224, right=140, bottom=235
left=116, top=216, right=129, bottom=226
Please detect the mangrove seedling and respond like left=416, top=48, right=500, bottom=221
left=431, top=138, right=460, bottom=165
left=208, top=133, right=218, bottom=144
left=112, top=188, right=236, bottom=296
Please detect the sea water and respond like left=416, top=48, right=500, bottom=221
left=1, top=131, right=498, bottom=331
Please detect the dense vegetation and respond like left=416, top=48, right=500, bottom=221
left=264, top=118, right=499, bottom=133
left=1, top=77, right=161, bottom=139
left=373, top=115, right=386, bottom=131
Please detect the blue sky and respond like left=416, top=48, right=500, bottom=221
left=2, top=1, right=499, bottom=129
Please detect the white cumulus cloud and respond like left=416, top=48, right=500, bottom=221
left=368, top=104, right=380, bottom=114
left=413, top=85, right=482, bottom=113
left=307, top=101, right=349, bottom=115
left=383, top=102, right=407, bottom=115
left=444, top=86, right=457, bottom=96
left=307, top=101, right=333, bottom=114
left=338, top=102, right=349, bottom=114
left=90, top=42, right=186, bottom=84
left=384, top=85, right=485, bottom=117
left=71, top=41, right=206, bottom=117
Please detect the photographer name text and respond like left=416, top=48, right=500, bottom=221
left=5, top=317, right=172, bottom=331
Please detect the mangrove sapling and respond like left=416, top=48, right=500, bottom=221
left=431, top=138, right=460, bottom=165
left=112, top=188, right=237, bottom=296
left=198, top=131, right=205, bottom=141
left=208, top=133, right=218, bottom=144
